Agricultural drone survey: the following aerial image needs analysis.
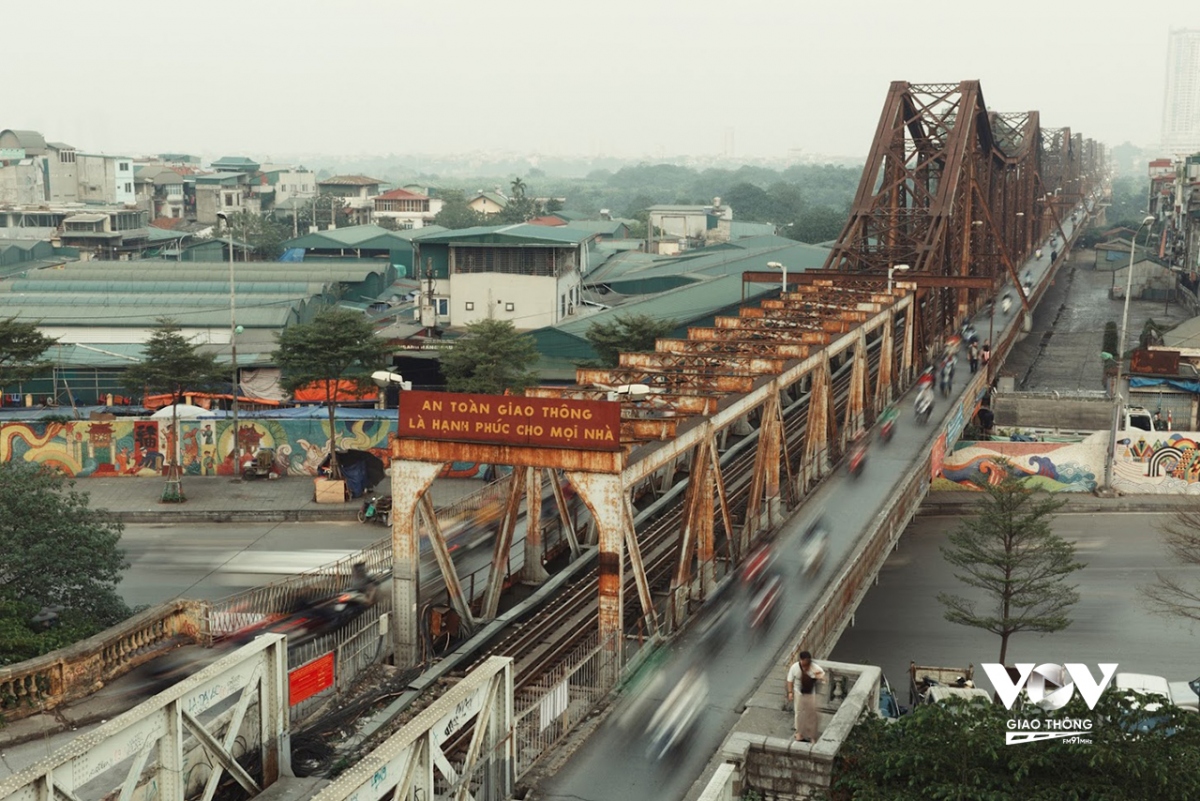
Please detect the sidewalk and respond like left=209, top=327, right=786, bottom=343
left=76, top=474, right=489, bottom=523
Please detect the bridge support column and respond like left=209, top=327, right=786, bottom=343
left=519, top=467, right=551, bottom=584
left=566, top=471, right=629, bottom=686
left=802, top=356, right=836, bottom=493
left=844, top=330, right=869, bottom=438
left=876, top=309, right=895, bottom=408
left=391, top=460, right=442, bottom=666
left=902, top=301, right=916, bottom=384
left=670, top=434, right=717, bottom=630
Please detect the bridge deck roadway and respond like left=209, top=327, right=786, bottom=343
left=531, top=211, right=1089, bottom=801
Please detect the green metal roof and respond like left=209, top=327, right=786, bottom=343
left=282, top=224, right=444, bottom=251
left=3, top=304, right=300, bottom=328
left=0, top=280, right=330, bottom=296
left=415, top=223, right=597, bottom=247
left=194, top=172, right=244, bottom=184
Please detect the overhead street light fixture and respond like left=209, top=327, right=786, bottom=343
left=766, top=261, right=788, bottom=294
left=887, top=263, right=910, bottom=295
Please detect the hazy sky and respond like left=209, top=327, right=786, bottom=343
left=7, top=0, right=1197, bottom=162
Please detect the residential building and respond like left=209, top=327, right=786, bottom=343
left=263, top=166, right=317, bottom=205
left=317, top=175, right=385, bottom=225
left=134, top=165, right=186, bottom=219
left=373, top=188, right=443, bottom=229
left=467, top=190, right=508, bottom=216
left=210, top=156, right=261, bottom=175
left=1162, top=29, right=1200, bottom=156
left=0, top=130, right=128, bottom=205
left=194, top=172, right=257, bottom=224
left=647, top=198, right=733, bottom=252
left=412, top=224, right=599, bottom=329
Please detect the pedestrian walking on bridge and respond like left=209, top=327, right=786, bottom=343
left=968, top=341, right=979, bottom=374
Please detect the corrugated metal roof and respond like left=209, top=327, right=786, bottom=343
left=415, top=223, right=596, bottom=246
left=0, top=280, right=329, bottom=295
left=9, top=304, right=297, bottom=327
left=319, top=175, right=384, bottom=186
left=283, top=224, right=416, bottom=249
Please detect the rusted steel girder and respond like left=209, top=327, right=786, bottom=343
left=623, top=492, right=659, bottom=638
left=619, top=351, right=787, bottom=375
left=801, top=356, right=836, bottom=492
left=875, top=308, right=897, bottom=407
left=548, top=468, right=582, bottom=559
left=844, top=330, right=870, bottom=438
left=671, top=434, right=717, bottom=631
left=656, top=337, right=811, bottom=360
left=418, top=494, right=476, bottom=633
left=710, top=318, right=837, bottom=342
left=576, top=367, right=757, bottom=394
left=482, top=465, right=527, bottom=620
left=752, top=306, right=871, bottom=325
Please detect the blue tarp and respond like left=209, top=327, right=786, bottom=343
left=1130, top=377, right=1200, bottom=394
left=279, top=248, right=305, bottom=262
left=342, top=460, right=368, bottom=497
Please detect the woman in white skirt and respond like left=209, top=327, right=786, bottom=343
left=786, top=650, right=826, bottom=743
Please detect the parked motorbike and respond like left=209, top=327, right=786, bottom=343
left=357, top=494, right=393, bottom=526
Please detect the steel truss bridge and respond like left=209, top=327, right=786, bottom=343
left=1, top=80, right=1105, bottom=801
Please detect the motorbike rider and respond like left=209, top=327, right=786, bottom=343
left=345, top=561, right=378, bottom=606
left=915, top=384, right=935, bottom=419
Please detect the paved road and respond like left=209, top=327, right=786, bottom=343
left=120, top=519, right=523, bottom=608
left=536, top=213, right=1092, bottom=800
left=832, top=510, right=1200, bottom=702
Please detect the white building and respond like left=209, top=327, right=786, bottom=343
left=1161, top=28, right=1200, bottom=156
left=373, top=188, right=443, bottom=229
left=412, top=224, right=595, bottom=330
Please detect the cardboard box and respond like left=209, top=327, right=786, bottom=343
left=313, top=478, right=347, bottom=504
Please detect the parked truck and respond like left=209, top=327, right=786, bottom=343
left=909, top=661, right=977, bottom=707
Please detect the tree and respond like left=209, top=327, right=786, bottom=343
left=0, top=462, right=130, bottom=663
left=1141, top=508, right=1200, bottom=622
left=510, top=176, right=527, bottom=200
left=937, top=471, right=1082, bottom=664
left=123, top=319, right=225, bottom=501
left=832, top=693, right=1200, bottom=800
left=273, top=308, right=390, bottom=479
left=781, top=205, right=848, bottom=244
left=585, top=313, right=677, bottom=367
left=222, top=210, right=290, bottom=260
left=434, top=189, right=488, bottom=230
left=0, top=316, right=56, bottom=388
left=440, top=319, right=539, bottom=395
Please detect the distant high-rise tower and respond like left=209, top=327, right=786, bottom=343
left=1161, top=28, right=1200, bottom=155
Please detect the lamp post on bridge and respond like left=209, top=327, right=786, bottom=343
left=767, top=261, right=788, bottom=294
left=1104, top=214, right=1156, bottom=491
left=887, top=263, right=910, bottom=295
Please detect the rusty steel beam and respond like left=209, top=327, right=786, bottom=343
left=875, top=308, right=896, bottom=407
left=390, top=460, right=443, bottom=664
left=481, top=465, right=527, bottom=620
left=576, top=367, right=757, bottom=394
left=565, top=471, right=627, bottom=685
left=394, top=438, right=623, bottom=473
left=619, top=351, right=787, bottom=375
left=656, top=337, right=812, bottom=360
left=547, top=468, right=581, bottom=560
left=623, top=494, right=658, bottom=637
left=418, top=494, right=476, bottom=632
left=671, top=436, right=714, bottom=630
left=844, top=330, right=870, bottom=438
left=710, top=318, right=836, bottom=343
left=527, top=386, right=720, bottom=417
left=801, top=356, right=836, bottom=493
left=520, top=467, right=550, bottom=584
left=792, top=271, right=994, bottom=290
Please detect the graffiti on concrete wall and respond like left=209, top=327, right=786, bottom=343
left=0, top=418, right=395, bottom=478
left=933, top=434, right=1103, bottom=492
left=1112, top=430, right=1200, bottom=494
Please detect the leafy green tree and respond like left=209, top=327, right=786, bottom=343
left=273, top=308, right=390, bottom=479
left=938, top=471, right=1082, bottom=664
left=0, top=462, right=130, bottom=663
left=221, top=210, right=290, bottom=260
left=510, top=176, right=527, bottom=200
left=832, top=693, right=1200, bottom=800
left=434, top=189, right=489, bottom=230
left=585, top=313, right=677, bottom=367
left=782, top=205, right=848, bottom=244
left=0, top=316, right=57, bottom=388
left=440, top=319, right=539, bottom=395
left=123, top=319, right=226, bottom=500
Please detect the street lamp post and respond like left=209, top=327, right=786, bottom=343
left=766, top=261, right=788, bottom=294
left=1104, top=214, right=1156, bottom=491
left=887, top=263, right=910, bottom=294
left=217, top=212, right=241, bottom=480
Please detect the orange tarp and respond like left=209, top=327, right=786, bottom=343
left=293, top=380, right=378, bottom=403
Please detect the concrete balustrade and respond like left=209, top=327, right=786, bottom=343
left=0, top=599, right=206, bottom=722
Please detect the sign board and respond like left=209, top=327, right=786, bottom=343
left=399, top=390, right=621, bottom=452
left=289, top=652, right=335, bottom=706
left=1131, top=349, right=1179, bottom=376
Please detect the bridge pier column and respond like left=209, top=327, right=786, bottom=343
left=391, top=459, right=442, bottom=666
left=565, top=471, right=628, bottom=687
left=519, top=467, right=551, bottom=584
left=876, top=309, right=895, bottom=408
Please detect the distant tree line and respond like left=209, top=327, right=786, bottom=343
left=432, top=163, right=863, bottom=245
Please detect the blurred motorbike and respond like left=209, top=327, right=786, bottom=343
left=879, top=406, right=898, bottom=443
left=914, top=390, right=934, bottom=424
left=847, top=438, right=868, bottom=478
left=742, top=541, right=777, bottom=590
left=645, top=668, right=709, bottom=761
left=800, top=518, right=829, bottom=578
left=747, top=573, right=783, bottom=630
left=357, top=494, right=392, bottom=526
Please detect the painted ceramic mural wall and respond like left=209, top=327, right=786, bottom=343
left=932, top=432, right=1106, bottom=492
left=1112, top=429, right=1200, bottom=494
left=0, top=418, right=397, bottom=478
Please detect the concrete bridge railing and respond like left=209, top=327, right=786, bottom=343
left=0, top=599, right=206, bottom=723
